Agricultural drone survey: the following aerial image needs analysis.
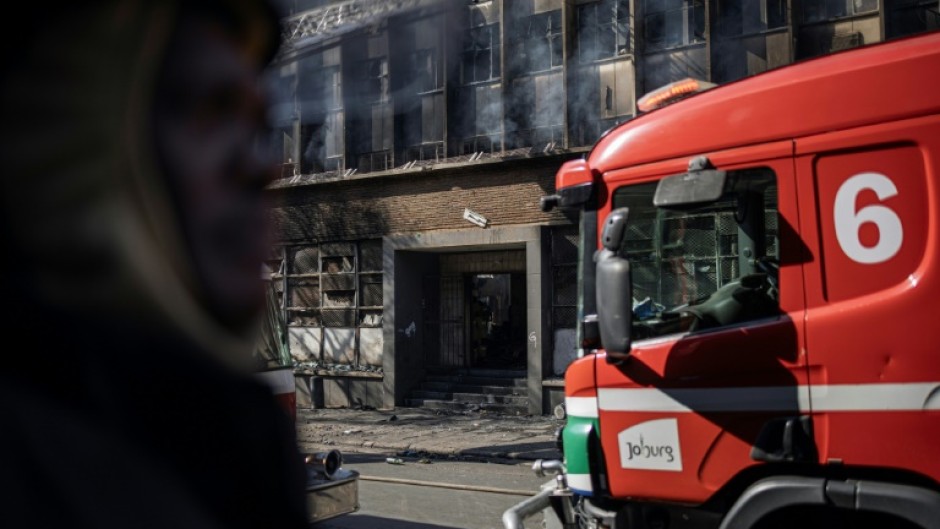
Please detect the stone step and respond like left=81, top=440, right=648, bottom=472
left=410, top=390, right=528, bottom=404
left=409, top=390, right=451, bottom=400
left=420, top=381, right=522, bottom=395
left=464, top=368, right=527, bottom=378
left=406, top=370, right=530, bottom=415
left=427, top=368, right=526, bottom=378
left=404, top=398, right=528, bottom=415
left=451, top=393, right=528, bottom=405
left=425, top=375, right=527, bottom=388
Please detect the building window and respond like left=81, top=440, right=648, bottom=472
left=460, top=135, right=494, bottom=155
left=886, top=0, right=940, bottom=39
left=643, top=0, right=705, bottom=51
left=577, top=0, right=631, bottom=62
left=319, top=65, right=343, bottom=111
left=299, top=110, right=344, bottom=175
left=291, top=55, right=344, bottom=176
left=516, top=10, right=563, bottom=72
left=462, top=24, right=501, bottom=83
left=803, top=0, right=878, bottom=23
left=552, top=227, right=580, bottom=330
left=357, top=58, right=388, bottom=103
left=717, top=0, right=788, bottom=37
left=284, top=240, right=384, bottom=365
left=410, top=48, right=443, bottom=93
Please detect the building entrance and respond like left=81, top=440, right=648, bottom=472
left=423, top=250, right=528, bottom=371
left=468, top=273, right=526, bottom=369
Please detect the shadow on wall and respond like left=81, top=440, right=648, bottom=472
left=269, top=198, right=391, bottom=243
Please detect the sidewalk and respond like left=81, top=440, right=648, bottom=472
left=295, top=407, right=564, bottom=463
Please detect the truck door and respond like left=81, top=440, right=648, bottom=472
left=594, top=141, right=810, bottom=504
left=796, top=113, right=940, bottom=483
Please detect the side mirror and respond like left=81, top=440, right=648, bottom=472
left=596, top=208, right=632, bottom=358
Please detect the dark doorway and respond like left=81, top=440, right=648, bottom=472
left=468, top=273, right=526, bottom=369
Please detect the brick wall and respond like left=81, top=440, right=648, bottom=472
left=267, top=154, right=580, bottom=243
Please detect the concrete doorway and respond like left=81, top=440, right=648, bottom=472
left=468, top=273, right=526, bottom=370
left=386, top=225, right=551, bottom=414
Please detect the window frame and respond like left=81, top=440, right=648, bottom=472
left=643, top=0, right=706, bottom=52
left=462, top=23, right=501, bottom=84
left=577, top=0, right=632, bottom=63
left=609, top=167, right=781, bottom=340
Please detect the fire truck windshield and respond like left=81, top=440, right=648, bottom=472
left=609, top=168, right=779, bottom=338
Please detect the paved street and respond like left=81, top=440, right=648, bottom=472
left=315, top=454, right=551, bottom=529
left=296, top=407, right=563, bottom=463
left=298, top=407, right=563, bottom=528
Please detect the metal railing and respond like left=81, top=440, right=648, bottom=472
left=283, top=0, right=445, bottom=48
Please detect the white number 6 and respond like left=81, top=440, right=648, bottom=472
left=833, top=172, right=903, bottom=264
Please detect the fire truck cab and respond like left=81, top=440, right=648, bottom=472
left=512, top=30, right=940, bottom=529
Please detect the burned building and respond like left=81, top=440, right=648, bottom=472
left=263, top=0, right=939, bottom=414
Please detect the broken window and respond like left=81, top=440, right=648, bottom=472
left=886, top=0, right=940, bottom=39
left=269, top=125, right=296, bottom=178
left=300, top=114, right=344, bottom=175
left=284, top=240, right=385, bottom=364
left=516, top=10, right=563, bottom=72
left=462, top=24, right=501, bottom=83
left=291, top=52, right=343, bottom=176
left=358, top=58, right=388, bottom=103
left=410, top=48, right=443, bottom=93
left=803, top=0, right=878, bottom=22
left=577, top=0, right=631, bottom=63
left=643, top=0, right=705, bottom=51
left=717, top=0, right=788, bottom=36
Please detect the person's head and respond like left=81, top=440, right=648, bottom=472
left=152, top=2, right=282, bottom=332
left=0, top=0, right=284, bottom=369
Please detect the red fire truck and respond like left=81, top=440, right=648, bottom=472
left=506, top=30, right=940, bottom=529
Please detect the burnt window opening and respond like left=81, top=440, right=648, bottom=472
left=717, top=0, right=788, bottom=37
left=462, top=24, right=501, bottom=84
left=407, top=142, right=445, bottom=163
left=802, top=0, right=878, bottom=23
left=577, top=0, right=631, bottom=63
left=291, top=54, right=344, bottom=176
left=410, top=48, right=443, bottom=93
left=643, top=0, right=705, bottom=51
left=460, top=136, right=495, bottom=155
left=455, top=80, right=503, bottom=153
left=357, top=150, right=392, bottom=173
left=886, top=0, right=940, bottom=39
left=285, top=241, right=385, bottom=335
left=514, top=10, right=563, bottom=73
left=297, top=63, right=341, bottom=120
left=318, top=65, right=343, bottom=111
left=357, top=58, right=389, bottom=103
left=299, top=112, right=344, bottom=175
left=268, top=125, right=296, bottom=178
left=507, top=70, right=564, bottom=150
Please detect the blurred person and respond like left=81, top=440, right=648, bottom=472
left=0, top=1, right=308, bottom=528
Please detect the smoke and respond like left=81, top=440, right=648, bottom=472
left=266, top=0, right=636, bottom=178
left=503, top=1, right=564, bottom=149
left=282, top=0, right=448, bottom=50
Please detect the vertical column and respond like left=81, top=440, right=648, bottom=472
left=525, top=227, right=552, bottom=415
left=381, top=239, right=397, bottom=409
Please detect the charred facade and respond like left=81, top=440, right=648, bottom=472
left=264, top=0, right=939, bottom=412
